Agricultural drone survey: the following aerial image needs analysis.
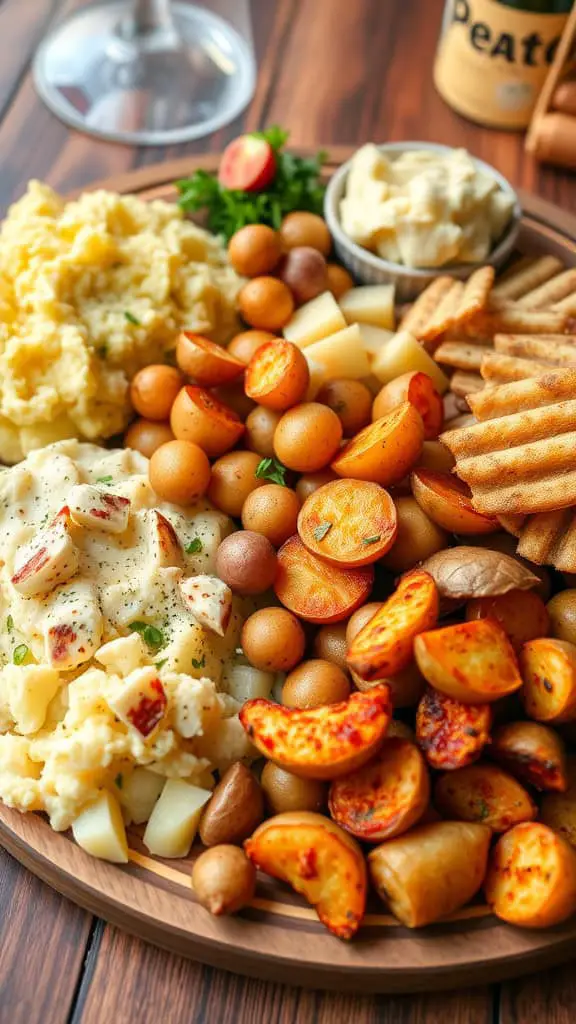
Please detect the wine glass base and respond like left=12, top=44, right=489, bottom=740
left=33, top=1, right=256, bottom=145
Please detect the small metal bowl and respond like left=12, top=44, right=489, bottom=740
left=324, top=141, right=521, bottom=301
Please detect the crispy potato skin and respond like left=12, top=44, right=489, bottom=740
left=245, top=811, right=366, bottom=939
left=239, top=684, right=392, bottom=780
left=416, top=688, right=492, bottom=770
left=490, top=721, right=567, bottom=793
left=520, top=638, right=576, bottom=723
left=414, top=619, right=523, bottom=704
left=328, top=738, right=430, bottom=842
left=368, top=821, right=491, bottom=928
left=485, top=822, right=576, bottom=928
left=434, top=763, right=537, bottom=831
left=347, top=571, right=438, bottom=682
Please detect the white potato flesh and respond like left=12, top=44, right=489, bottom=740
left=358, top=324, right=395, bottom=359
left=304, top=325, right=371, bottom=386
left=118, top=768, right=165, bottom=825
left=105, top=667, right=167, bottom=738
left=2, top=664, right=60, bottom=735
left=143, top=779, right=211, bottom=858
left=225, top=664, right=276, bottom=704
left=141, top=509, right=183, bottom=569
left=372, top=330, right=449, bottom=394
left=72, top=790, right=129, bottom=863
left=283, top=292, right=346, bottom=348
left=68, top=484, right=130, bottom=534
left=179, top=575, right=232, bottom=637
left=96, top=634, right=147, bottom=675
left=340, top=285, right=395, bottom=330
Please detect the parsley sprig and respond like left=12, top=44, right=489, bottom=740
left=255, top=457, right=287, bottom=486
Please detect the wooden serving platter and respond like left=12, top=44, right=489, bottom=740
left=2, top=150, right=576, bottom=994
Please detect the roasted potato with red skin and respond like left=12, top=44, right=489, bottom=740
left=244, top=811, right=366, bottom=939
left=346, top=571, right=439, bottom=682
left=372, top=371, right=443, bottom=440
left=368, top=821, right=491, bottom=928
left=520, top=638, right=576, bottom=724
left=490, top=721, right=567, bottom=793
left=434, top=763, right=537, bottom=831
left=416, top=688, right=492, bottom=770
left=485, top=822, right=576, bottom=928
left=328, top=738, right=430, bottom=842
left=239, top=683, right=392, bottom=780
left=414, top=619, right=522, bottom=704
left=466, top=589, right=550, bottom=653
left=540, top=757, right=576, bottom=848
left=411, top=468, right=499, bottom=535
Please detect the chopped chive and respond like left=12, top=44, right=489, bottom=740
left=185, top=537, right=203, bottom=554
left=313, top=521, right=332, bottom=542
left=13, top=644, right=29, bottom=666
left=362, top=535, right=381, bottom=545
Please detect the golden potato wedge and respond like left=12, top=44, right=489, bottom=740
left=434, top=763, right=537, bottom=831
left=347, top=571, right=439, bottom=682
left=414, top=619, right=522, bottom=704
left=520, top=638, right=576, bottom=724
left=368, top=821, right=490, bottom=927
left=490, top=721, right=567, bottom=793
left=540, top=756, right=576, bottom=848
left=239, top=684, right=392, bottom=780
left=328, top=738, right=430, bottom=842
left=244, top=811, right=366, bottom=939
left=485, top=822, right=576, bottom=928
left=416, top=688, right=492, bottom=770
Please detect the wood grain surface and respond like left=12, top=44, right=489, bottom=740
left=0, top=0, right=576, bottom=1021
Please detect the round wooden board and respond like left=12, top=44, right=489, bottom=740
left=2, top=149, right=576, bottom=994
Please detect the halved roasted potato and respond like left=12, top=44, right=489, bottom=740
left=520, top=638, right=576, bottom=723
left=490, top=721, right=567, bottom=792
left=368, top=820, right=491, bottom=927
left=244, top=811, right=366, bottom=939
left=434, top=763, right=537, bottom=831
left=485, top=822, right=576, bottom=928
left=328, top=738, right=430, bottom=842
left=416, top=688, right=492, bottom=770
left=414, top=619, right=522, bottom=704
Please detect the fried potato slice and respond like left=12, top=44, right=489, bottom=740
left=520, top=637, right=576, bottom=723
left=399, top=276, right=454, bottom=338
left=297, top=479, right=397, bottom=568
left=245, top=811, right=366, bottom=939
left=331, top=402, right=424, bottom=486
left=484, top=822, right=576, bottom=928
left=328, top=738, right=429, bottom=842
left=347, top=571, right=438, bottom=683
left=368, top=820, right=490, bottom=927
left=434, top=763, right=537, bottom=831
left=450, top=370, right=485, bottom=398
left=411, top=469, right=498, bottom=534
left=466, top=588, right=550, bottom=652
left=239, top=683, right=392, bottom=780
left=481, top=351, right=550, bottom=384
left=416, top=688, right=492, bottom=770
left=516, top=268, right=576, bottom=309
left=435, top=341, right=485, bottom=373
left=275, top=534, right=374, bottom=624
left=490, top=721, right=567, bottom=792
left=414, top=619, right=522, bottom=704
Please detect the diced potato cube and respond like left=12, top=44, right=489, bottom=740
left=340, top=285, right=395, bottom=330
left=304, top=325, right=371, bottom=388
left=358, top=324, right=395, bottom=359
left=283, top=292, right=346, bottom=349
left=118, top=768, right=165, bottom=825
left=3, top=664, right=60, bottom=735
left=72, top=790, right=129, bottom=863
left=143, top=780, right=211, bottom=858
left=372, top=330, right=449, bottom=394
left=96, top=634, right=147, bottom=676
left=225, top=664, right=275, bottom=704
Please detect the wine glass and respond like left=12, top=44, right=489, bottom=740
left=32, top=0, right=256, bottom=145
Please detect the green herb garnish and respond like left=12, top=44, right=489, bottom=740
left=185, top=537, right=203, bottom=554
left=13, top=644, right=29, bottom=666
left=313, top=521, right=333, bottom=542
left=155, top=658, right=168, bottom=670
left=129, top=621, right=164, bottom=650
left=124, top=311, right=141, bottom=326
left=114, top=773, right=123, bottom=789
left=192, top=655, right=206, bottom=670
left=176, top=127, right=326, bottom=241
left=362, top=535, right=381, bottom=545
left=6, top=615, right=13, bottom=633
left=96, top=475, right=113, bottom=485
left=255, top=456, right=287, bottom=486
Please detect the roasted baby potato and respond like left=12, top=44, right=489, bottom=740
left=419, top=547, right=540, bottom=603
left=414, top=619, right=522, bottom=704
left=347, top=571, right=438, bottom=682
left=411, top=468, right=498, bottom=535
left=199, top=762, right=264, bottom=847
left=239, top=683, right=392, bottom=780
left=331, top=403, right=424, bottom=487
left=328, top=738, right=429, bottom=842
left=416, top=688, right=492, bottom=770
left=368, top=821, right=491, bottom=928
left=520, top=638, right=576, bottom=724
left=466, top=589, right=550, bottom=652
left=245, top=811, right=367, bottom=939
left=490, top=721, right=567, bottom=792
left=434, top=763, right=537, bottom=831
left=540, top=757, right=576, bottom=848
left=485, top=822, right=576, bottom=928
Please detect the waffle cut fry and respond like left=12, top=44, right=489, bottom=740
left=400, top=267, right=495, bottom=350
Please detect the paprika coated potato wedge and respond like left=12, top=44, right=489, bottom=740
left=275, top=534, right=374, bottom=624
left=245, top=339, right=310, bottom=411
left=434, top=763, right=537, bottom=831
left=239, top=683, right=392, bottom=780
left=297, top=479, right=397, bottom=568
left=244, top=811, right=366, bottom=939
left=368, top=821, right=491, bottom=928
left=414, top=619, right=523, bottom=704
left=328, top=738, right=430, bottom=842
left=411, top=469, right=499, bottom=535
left=372, top=371, right=444, bottom=440
left=485, top=822, right=576, bottom=928
left=331, top=403, right=424, bottom=486
left=490, top=721, right=567, bottom=792
left=466, top=588, right=550, bottom=652
left=347, top=571, right=438, bottom=683
left=416, top=688, right=492, bottom=770
left=175, top=332, right=245, bottom=387
left=520, top=638, right=576, bottom=723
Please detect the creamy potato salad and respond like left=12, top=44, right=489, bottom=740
left=0, top=441, right=258, bottom=835
left=340, top=144, right=515, bottom=267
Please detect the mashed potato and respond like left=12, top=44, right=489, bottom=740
left=0, top=182, right=241, bottom=464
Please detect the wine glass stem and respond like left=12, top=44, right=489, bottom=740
left=130, top=0, right=175, bottom=32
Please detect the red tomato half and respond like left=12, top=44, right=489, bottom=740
left=218, top=136, right=276, bottom=192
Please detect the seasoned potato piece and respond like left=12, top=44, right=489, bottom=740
left=490, top=721, right=567, bottom=792
left=411, top=469, right=498, bottom=535
left=368, top=821, right=490, bottom=927
left=540, top=757, right=576, bottom=848
left=331, top=404, right=424, bottom=487
left=434, top=763, right=537, bottom=831
left=466, top=589, right=550, bottom=653
left=485, top=822, right=576, bottom=928
left=245, top=811, right=366, bottom=939
left=347, top=571, right=438, bottom=682
left=414, top=619, right=522, bottom=704
left=521, top=638, right=576, bottom=724
left=416, top=688, right=492, bottom=770
left=328, top=738, right=429, bottom=841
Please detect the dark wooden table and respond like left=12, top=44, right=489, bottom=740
left=0, top=1, right=575, bottom=1021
